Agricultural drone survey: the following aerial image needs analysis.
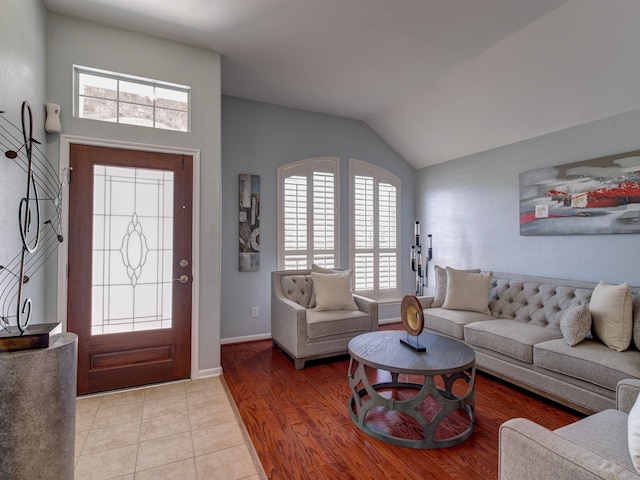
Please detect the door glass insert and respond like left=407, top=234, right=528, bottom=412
left=92, top=165, right=174, bottom=335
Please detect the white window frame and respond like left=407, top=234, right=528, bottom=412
left=349, top=159, right=400, bottom=300
left=277, top=157, right=340, bottom=270
left=73, top=65, right=191, bottom=132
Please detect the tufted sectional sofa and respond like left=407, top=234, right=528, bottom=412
left=421, top=272, right=640, bottom=414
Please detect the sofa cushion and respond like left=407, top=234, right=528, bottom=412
left=534, top=338, right=640, bottom=390
left=312, top=271, right=357, bottom=311
left=424, top=308, right=494, bottom=339
left=442, top=268, right=492, bottom=314
left=559, top=304, right=592, bottom=346
left=432, top=265, right=481, bottom=308
left=590, top=281, right=633, bottom=352
left=464, top=319, right=562, bottom=363
left=306, top=309, right=371, bottom=339
left=554, top=408, right=635, bottom=473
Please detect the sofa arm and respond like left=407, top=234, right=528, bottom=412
left=617, top=379, right=640, bottom=414
left=353, top=295, right=379, bottom=330
left=271, top=286, right=307, bottom=354
left=418, top=296, right=433, bottom=309
left=499, top=418, right=635, bottom=480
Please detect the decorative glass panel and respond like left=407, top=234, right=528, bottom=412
left=92, top=165, right=174, bottom=335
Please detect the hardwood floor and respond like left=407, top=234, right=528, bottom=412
left=221, top=327, right=582, bottom=480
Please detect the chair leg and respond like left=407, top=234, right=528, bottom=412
left=294, top=358, right=305, bottom=370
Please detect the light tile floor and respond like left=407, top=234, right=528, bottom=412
left=74, top=377, right=266, bottom=480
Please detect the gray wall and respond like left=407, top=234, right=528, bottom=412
left=221, top=96, right=416, bottom=340
left=417, top=106, right=640, bottom=291
left=0, top=0, right=48, bottom=324
left=46, top=13, right=223, bottom=373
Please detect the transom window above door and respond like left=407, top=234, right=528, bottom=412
left=73, top=65, right=191, bottom=132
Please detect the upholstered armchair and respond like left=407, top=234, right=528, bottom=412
left=499, top=379, right=640, bottom=479
left=271, top=269, right=378, bottom=369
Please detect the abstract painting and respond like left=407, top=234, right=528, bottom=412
left=239, top=174, right=260, bottom=271
left=520, top=150, right=640, bottom=235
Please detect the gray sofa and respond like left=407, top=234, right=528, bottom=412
left=499, top=379, right=640, bottom=479
left=421, top=271, right=640, bottom=414
left=271, top=269, right=378, bottom=369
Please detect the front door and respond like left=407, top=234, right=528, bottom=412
left=67, top=144, right=193, bottom=395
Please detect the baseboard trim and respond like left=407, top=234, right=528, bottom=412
left=379, top=317, right=401, bottom=325
left=197, top=367, right=223, bottom=379
left=221, top=333, right=272, bottom=345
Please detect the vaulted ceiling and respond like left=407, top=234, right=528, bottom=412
left=42, top=0, right=640, bottom=168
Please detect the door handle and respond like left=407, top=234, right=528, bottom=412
left=173, top=274, right=189, bottom=284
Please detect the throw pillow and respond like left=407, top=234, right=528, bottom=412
left=633, top=294, right=640, bottom=350
left=442, top=268, right=492, bottom=314
left=559, top=304, right=592, bottom=346
left=310, top=265, right=342, bottom=308
left=432, top=265, right=448, bottom=308
left=312, top=264, right=341, bottom=274
left=589, top=281, right=632, bottom=352
left=629, top=393, right=640, bottom=472
left=432, top=265, right=481, bottom=308
left=312, top=271, right=358, bottom=311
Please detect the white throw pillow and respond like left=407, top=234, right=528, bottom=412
left=628, top=393, right=640, bottom=472
left=311, top=264, right=341, bottom=274
left=442, top=268, right=492, bottom=314
left=589, top=281, right=632, bottom=352
left=431, top=265, right=481, bottom=308
left=312, top=271, right=358, bottom=311
left=559, top=304, right=592, bottom=347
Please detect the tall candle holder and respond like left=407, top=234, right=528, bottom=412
left=410, top=221, right=432, bottom=296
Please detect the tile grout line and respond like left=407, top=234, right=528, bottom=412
left=74, top=378, right=262, bottom=480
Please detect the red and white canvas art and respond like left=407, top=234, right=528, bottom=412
left=520, top=150, right=640, bottom=235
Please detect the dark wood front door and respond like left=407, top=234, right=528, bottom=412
left=67, top=144, right=193, bottom=395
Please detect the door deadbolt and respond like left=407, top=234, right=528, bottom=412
left=179, top=259, right=189, bottom=268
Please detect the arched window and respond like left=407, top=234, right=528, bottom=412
left=350, top=159, right=400, bottom=300
left=277, top=157, right=339, bottom=270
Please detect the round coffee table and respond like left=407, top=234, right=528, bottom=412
left=348, top=330, right=475, bottom=449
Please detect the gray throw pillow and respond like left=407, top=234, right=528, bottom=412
left=633, top=294, right=640, bottom=350
left=560, top=304, right=592, bottom=346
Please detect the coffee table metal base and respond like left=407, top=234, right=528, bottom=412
left=348, top=358, right=475, bottom=449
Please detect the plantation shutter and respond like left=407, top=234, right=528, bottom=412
left=350, top=159, right=400, bottom=299
left=278, top=158, right=339, bottom=270
left=353, top=175, right=374, bottom=291
left=283, top=175, right=308, bottom=269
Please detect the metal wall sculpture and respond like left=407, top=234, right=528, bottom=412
left=0, top=101, right=65, bottom=344
left=238, top=174, right=260, bottom=271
